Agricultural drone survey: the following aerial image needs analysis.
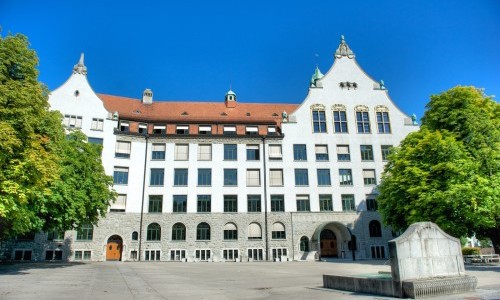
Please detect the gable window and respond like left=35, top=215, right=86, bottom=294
left=176, top=125, right=189, bottom=135
left=173, top=195, right=187, bottom=213
left=246, top=145, right=260, bottom=160
left=333, top=110, right=348, bottom=133
left=224, top=195, right=238, bottom=213
left=148, top=195, right=163, bottom=213
left=223, top=125, right=236, bottom=135
left=360, top=145, right=374, bottom=161
left=197, top=195, right=211, bottom=213
left=113, top=167, right=129, bottom=185
left=268, top=144, right=282, bottom=160
left=317, top=169, right=331, bottom=186
left=339, top=169, right=353, bottom=186
left=336, top=145, right=350, bottom=161
left=376, top=112, right=391, bottom=133
left=173, top=168, right=188, bottom=186
left=224, top=169, right=237, bottom=186
left=363, top=169, right=376, bottom=185
left=197, top=168, right=212, bottom=186
left=319, top=194, right=333, bottom=211
left=246, top=169, right=260, bottom=186
left=64, top=115, right=83, bottom=128
left=341, top=194, right=356, bottom=211
left=198, top=125, right=212, bottom=135
left=138, top=123, right=147, bottom=134
left=381, top=145, right=392, bottom=161
left=246, top=126, right=258, bottom=135
left=174, top=144, right=189, bottom=160
left=315, top=145, right=329, bottom=161
left=356, top=111, right=371, bottom=133
left=151, top=143, right=166, bottom=160
left=247, top=195, right=261, bottom=212
left=110, top=194, right=126, bottom=212
left=224, top=144, right=237, bottom=160
left=294, top=169, right=309, bottom=186
left=115, top=141, right=131, bottom=158
left=153, top=125, right=166, bottom=134
left=293, top=144, right=307, bottom=161
left=150, top=168, right=164, bottom=186
left=119, top=121, right=129, bottom=132
left=296, top=195, right=310, bottom=212
left=91, top=118, right=104, bottom=131
left=312, top=109, right=327, bottom=133
left=197, top=144, right=212, bottom=161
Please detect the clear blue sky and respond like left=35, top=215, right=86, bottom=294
left=1, top=0, right=499, bottom=119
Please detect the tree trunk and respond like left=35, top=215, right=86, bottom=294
left=489, top=231, right=500, bottom=254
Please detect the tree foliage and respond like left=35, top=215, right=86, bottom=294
left=378, top=86, right=500, bottom=253
left=0, top=33, right=115, bottom=239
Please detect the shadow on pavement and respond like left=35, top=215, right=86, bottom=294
left=0, top=262, right=85, bottom=276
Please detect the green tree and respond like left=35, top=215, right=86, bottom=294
left=378, top=86, right=499, bottom=253
left=0, top=33, right=115, bottom=239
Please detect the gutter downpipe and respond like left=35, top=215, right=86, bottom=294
left=290, top=212, right=295, bottom=261
left=262, top=136, right=269, bottom=261
left=138, top=134, right=149, bottom=261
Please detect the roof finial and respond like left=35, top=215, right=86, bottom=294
left=335, top=35, right=355, bottom=59
left=73, top=53, right=87, bottom=75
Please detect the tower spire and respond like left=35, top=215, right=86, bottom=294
left=335, top=35, right=355, bottom=59
left=73, top=53, right=88, bottom=75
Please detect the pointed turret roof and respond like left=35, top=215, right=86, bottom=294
left=310, top=66, right=324, bottom=87
left=334, top=35, right=355, bottom=59
left=73, top=53, right=87, bottom=75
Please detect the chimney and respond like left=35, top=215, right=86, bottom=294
left=142, top=89, right=153, bottom=104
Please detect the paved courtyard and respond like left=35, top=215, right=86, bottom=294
left=0, top=260, right=499, bottom=300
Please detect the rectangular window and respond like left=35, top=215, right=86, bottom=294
left=153, top=125, right=166, bottom=134
left=110, top=194, right=126, bottom=212
left=247, top=195, right=261, bottom=212
left=268, top=144, right=282, bottom=160
left=144, top=250, right=161, bottom=261
left=47, top=230, right=65, bottom=241
left=152, top=143, right=166, bottom=160
left=173, top=195, right=187, bottom=213
left=293, top=144, right=307, bottom=161
left=119, top=121, right=129, bottom=132
left=271, top=195, right=285, bottom=212
left=76, top=225, right=93, bottom=241
left=319, top=194, right=333, bottom=211
left=356, top=111, right=371, bottom=133
left=224, top=144, right=237, bottom=160
left=222, top=249, right=239, bottom=260
left=271, top=248, right=288, bottom=260
left=267, top=126, right=277, bottom=135
left=138, top=123, right=147, bottom=134
left=315, top=145, right=329, bottom=161
left=317, top=169, right=331, bottom=186
left=148, top=195, right=163, bottom=213
left=197, top=144, right=212, bottom=161
left=294, top=169, right=309, bottom=186
left=113, top=167, right=129, bottom=185
left=74, top=250, right=91, bottom=261
left=337, top=145, right=351, bottom=161
left=296, top=195, right=310, bottom=212
left=312, top=110, right=327, bottom=133
left=371, top=246, right=386, bottom=259
left=269, top=169, right=283, bottom=186
left=223, top=125, right=236, bottom=135
left=197, top=168, right=212, bottom=186
left=246, top=169, right=260, bottom=186
left=150, top=168, right=164, bottom=186
left=195, top=249, right=211, bottom=261
left=248, top=248, right=264, bottom=261
left=45, top=250, right=63, bottom=261
left=91, top=118, right=104, bottom=131
left=88, top=137, right=103, bottom=146
left=246, top=126, right=258, bottom=135
left=246, top=145, right=260, bottom=160
left=381, top=145, right=393, bottom=161
left=14, top=249, right=33, bottom=261
left=224, top=195, right=238, bottom=212
left=342, top=194, right=356, bottom=211
left=174, top=168, right=188, bottom=186
left=363, top=169, right=377, bottom=185
left=333, top=110, right=348, bottom=133
left=170, top=249, right=186, bottom=261
left=64, top=115, right=83, bottom=128
left=198, top=125, right=212, bottom=135
left=174, top=144, right=189, bottom=160
left=366, top=197, right=378, bottom=211
left=376, top=112, right=391, bottom=133
left=130, top=250, right=138, bottom=260
left=224, top=169, right=238, bottom=186
left=115, top=141, right=131, bottom=158
left=197, top=195, right=211, bottom=212
left=360, top=145, right=374, bottom=161
left=339, top=169, right=353, bottom=186
left=176, top=125, right=189, bottom=135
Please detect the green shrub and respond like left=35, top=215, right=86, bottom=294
left=462, top=247, right=480, bottom=255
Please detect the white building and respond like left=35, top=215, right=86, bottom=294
left=5, top=37, right=418, bottom=262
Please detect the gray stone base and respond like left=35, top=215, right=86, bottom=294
left=323, top=274, right=401, bottom=297
left=402, top=275, right=477, bottom=299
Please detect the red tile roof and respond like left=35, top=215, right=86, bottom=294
left=97, top=94, right=299, bottom=125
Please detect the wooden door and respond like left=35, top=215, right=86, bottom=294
left=320, top=229, right=338, bottom=257
left=106, top=241, right=122, bottom=261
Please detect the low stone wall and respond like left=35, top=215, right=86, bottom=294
left=402, top=276, right=477, bottom=299
left=323, top=274, right=402, bottom=298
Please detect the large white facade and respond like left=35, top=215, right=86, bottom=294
left=3, top=37, right=418, bottom=263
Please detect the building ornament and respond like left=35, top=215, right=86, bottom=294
left=339, top=81, right=357, bottom=90
left=72, top=53, right=87, bottom=75
left=332, top=104, right=346, bottom=111
left=355, top=105, right=369, bottom=112
left=335, top=35, right=355, bottom=59
left=310, top=104, right=325, bottom=111
left=375, top=105, right=389, bottom=112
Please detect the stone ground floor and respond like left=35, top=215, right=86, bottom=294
left=1, top=211, right=391, bottom=262
left=0, top=260, right=498, bottom=300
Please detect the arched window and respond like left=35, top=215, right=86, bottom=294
left=300, top=236, right=309, bottom=252
left=147, top=223, right=161, bottom=241
left=172, top=223, right=186, bottom=241
left=247, top=222, right=262, bottom=240
left=271, top=222, right=286, bottom=239
left=369, top=220, right=382, bottom=237
left=223, top=223, right=238, bottom=240
left=131, top=231, right=138, bottom=241
left=196, top=222, right=210, bottom=240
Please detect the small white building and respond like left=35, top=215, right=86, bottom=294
left=6, top=37, right=418, bottom=262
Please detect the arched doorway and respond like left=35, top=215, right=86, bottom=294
left=320, top=229, right=338, bottom=257
left=106, top=235, right=123, bottom=261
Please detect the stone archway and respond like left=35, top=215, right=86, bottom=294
left=312, top=222, right=352, bottom=259
left=106, top=235, right=123, bottom=261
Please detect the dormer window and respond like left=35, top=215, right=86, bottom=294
left=198, top=125, right=212, bottom=135
left=176, top=125, right=189, bottom=135
left=153, top=125, right=166, bottom=134
left=223, top=125, right=236, bottom=135
left=138, top=123, right=147, bottom=134
left=267, top=126, right=277, bottom=135
left=119, top=121, right=129, bottom=132
left=245, top=126, right=258, bottom=135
